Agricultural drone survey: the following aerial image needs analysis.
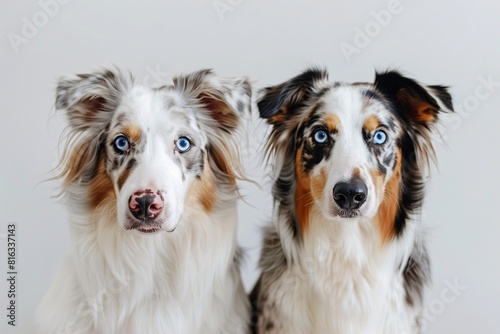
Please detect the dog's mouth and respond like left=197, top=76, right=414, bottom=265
left=331, top=209, right=361, bottom=219
left=135, top=226, right=161, bottom=234
left=124, top=218, right=164, bottom=234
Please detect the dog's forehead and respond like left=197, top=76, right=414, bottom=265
left=315, top=83, right=393, bottom=126
left=114, top=86, right=198, bottom=129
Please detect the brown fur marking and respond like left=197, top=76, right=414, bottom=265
left=210, top=146, right=237, bottom=185
left=268, top=106, right=288, bottom=123
left=61, top=142, right=89, bottom=185
left=363, top=115, right=381, bottom=133
left=352, top=167, right=361, bottom=179
left=324, top=114, right=340, bottom=132
left=396, top=89, right=437, bottom=124
left=122, top=124, right=142, bottom=142
left=295, top=146, right=313, bottom=233
left=88, top=157, right=115, bottom=209
left=187, top=155, right=217, bottom=213
left=200, top=93, right=239, bottom=131
left=117, top=159, right=137, bottom=191
left=311, top=168, right=327, bottom=201
left=376, top=149, right=402, bottom=244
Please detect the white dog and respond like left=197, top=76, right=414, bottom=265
left=37, top=67, right=251, bottom=334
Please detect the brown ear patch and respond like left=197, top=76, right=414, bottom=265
left=396, top=89, right=437, bottom=124
left=200, top=93, right=239, bottom=131
left=74, top=97, right=107, bottom=124
left=376, top=149, right=402, bottom=244
left=268, top=106, right=288, bottom=123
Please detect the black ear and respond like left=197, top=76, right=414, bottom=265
left=375, top=70, right=453, bottom=127
left=56, top=68, right=132, bottom=133
left=375, top=70, right=454, bottom=168
left=257, top=68, right=328, bottom=123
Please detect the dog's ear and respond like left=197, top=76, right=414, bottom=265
left=375, top=70, right=453, bottom=128
left=257, top=68, right=328, bottom=124
left=56, top=68, right=132, bottom=133
left=174, top=70, right=252, bottom=183
left=375, top=70, right=454, bottom=165
left=55, top=68, right=132, bottom=187
left=174, top=69, right=251, bottom=133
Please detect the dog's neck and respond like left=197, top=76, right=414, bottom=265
left=63, top=196, right=239, bottom=331
left=277, top=203, right=412, bottom=278
left=273, top=203, right=415, bottom=329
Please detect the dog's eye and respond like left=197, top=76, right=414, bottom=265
left=313, top=130, right=328, bottom=144
left=176, top=137, right=191, bottom=153
left=372, top=130, right=387, bottom=145
left=114, top=135, right=130, bottom=153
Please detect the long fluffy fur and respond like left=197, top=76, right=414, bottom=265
left=251, top=68, right=453, bottom=333
left=37, top=67, right=252, bottom=334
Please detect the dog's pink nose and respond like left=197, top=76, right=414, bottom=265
left=128, top=190, right=164, bottom=220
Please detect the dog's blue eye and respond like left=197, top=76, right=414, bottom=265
left=114, top=136, right=130, bottom=153
left=176, top=137, right=191, bottom=153
left=372, top=130, right=387, bottom=145
left=313, top=130, right=328, bottom=144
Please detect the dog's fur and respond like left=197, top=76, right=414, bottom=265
left=37, top=68, right=252, bottom=334
left=250, top=68, right=453, bottom=333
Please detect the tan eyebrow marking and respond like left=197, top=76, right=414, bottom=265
left=363, top=115, right=381, bottom=132
left=122, top=124, right=142, bottom=142
left=324, top=114, right=340, bottom=132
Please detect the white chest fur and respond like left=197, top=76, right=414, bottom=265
left=265, top=217, right=418, bottom=334
left=37, top=206, right=248, bottom=334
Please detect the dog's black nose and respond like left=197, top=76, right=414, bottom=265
left=333, top=180, right=368, bottom=210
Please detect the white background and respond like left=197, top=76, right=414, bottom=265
left=1, top=0, right=499, bottom=333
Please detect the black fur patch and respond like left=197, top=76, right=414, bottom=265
left=362, top=89, right=388, bottom=106
left=258, top=67, right=328, bottom=120
left=375, top=70, right=454, bottom=238
left=250, top=228, right=288, bottom=332
left=403, top=246, right=430, bottom=307
left=301, top=133, right=332, bottom=173
left=272, top=137, right=300, bottom=236
left=393, top=133, right=425, bottom=236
